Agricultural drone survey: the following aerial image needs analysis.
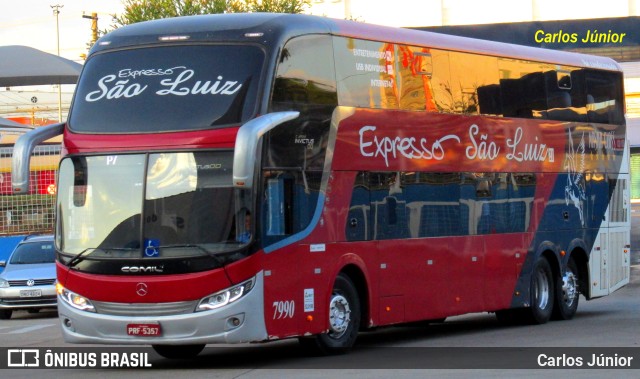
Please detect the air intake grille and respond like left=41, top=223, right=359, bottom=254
left=93, top=300, right=198, bottom=316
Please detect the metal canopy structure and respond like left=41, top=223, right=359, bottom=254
left=0, top=45, right=82, bottom=87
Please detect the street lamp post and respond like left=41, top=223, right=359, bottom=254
left=51, top=4, right=63, bottom=122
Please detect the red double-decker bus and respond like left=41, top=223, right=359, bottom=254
left=13, top=13, right=630, bottom=358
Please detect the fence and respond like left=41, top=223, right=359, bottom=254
left=0, top=136, right=60, bottom=236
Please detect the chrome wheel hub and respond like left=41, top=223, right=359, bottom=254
left=534, top=268, right=550, bottom=309
left=328, top=294, right=351, bottom=338
left=562, top=269, right=578, bottom=307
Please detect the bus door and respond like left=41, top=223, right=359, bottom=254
left=589, top=172, right=630, bottom=297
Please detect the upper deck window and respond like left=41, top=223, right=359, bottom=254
left=69, top=45, right=264, bottom=133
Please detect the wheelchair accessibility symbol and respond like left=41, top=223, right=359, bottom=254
left=144, top=239, right=160, bottom=257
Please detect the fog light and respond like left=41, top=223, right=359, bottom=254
left=225, top=314, right=245, bottom=330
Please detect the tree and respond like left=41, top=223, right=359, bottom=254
left=110, top=0, right=310, bottom=28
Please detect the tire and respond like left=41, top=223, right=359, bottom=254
left=552, top=257, right=579, bottom=320
left=152, top=344, right=205, bottom=359
left=0, top=310, right=12, bottom=320
left=299, top=273, right=361, bottom=355
left=524, top=257, right=554, bottom=324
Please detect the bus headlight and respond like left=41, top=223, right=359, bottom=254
left=0, top=279, right=8, bottom=288
left=196, top=277, right=255, bottom=311
left=57, top=283, right=96, bottom=312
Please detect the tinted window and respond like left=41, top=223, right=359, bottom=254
left=262, top=35, right=336, bottom=246
left=70, top=45, right=264, bottom=133
left=57, top=152, right=251, bottom=259
left=446, top=52, right=499, bottom=115
left=271, top=35, right=337, bottom=111
left=586, top=70, right=625, bottom=124
left=334, top=37, right=398, bottom=109
left=10, top=241, right=55, bottom=264
left=268, top=35, right=335, bottom=171
left=345, top=171, right=536, bottom=240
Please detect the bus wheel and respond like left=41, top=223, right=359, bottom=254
left=525, top=257, right=554, bottom=324
left=152, top=344, right=205, bottom=359
left=299, top=273, right=361, bottom=355
left=552, top=257, right=579, bottom=320
left=0, top=310, right=12, bottom=320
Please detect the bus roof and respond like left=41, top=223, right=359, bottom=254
left=92, top=13, right=621, bottom=72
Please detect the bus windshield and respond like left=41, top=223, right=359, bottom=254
left=69, top=45, right=264, bottom=133
left=56, top=151, right=252, bottom=261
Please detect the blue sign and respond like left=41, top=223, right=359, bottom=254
left=144, top=239, right=160, bottom=257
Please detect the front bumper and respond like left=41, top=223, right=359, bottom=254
left=58, top=272, right=267, bottom=345
left=0, top=286, right=57, bottom=309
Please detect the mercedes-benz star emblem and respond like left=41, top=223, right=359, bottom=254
left=27, top=279, right=35, bottom=287
left=136, top=283, right=148, bottom=297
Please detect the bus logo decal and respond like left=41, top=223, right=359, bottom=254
left=564, top=128, right=587, bottom=226
left=85, top=66, right=243, bottom=102
left=122, top=265, right=164, bottom=274
left=136, top=283, right=148, bottom=297
left=358, top=125, right=460, bottom=167
left=359, top=124, right=559, bottom=167
left=294, top=135, right=315, bottom=149
left=505, top=127, right=555, bottom=163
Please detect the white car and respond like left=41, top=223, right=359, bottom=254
left=0, top=235, right=57, bottom=319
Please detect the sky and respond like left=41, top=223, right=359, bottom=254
left=0, top=0, right=125, bottom=63
left=0, top=1, right=125, bottom=121
left=1, top=0, right=638, bottom=63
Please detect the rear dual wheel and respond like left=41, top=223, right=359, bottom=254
left=527, top=257, right=554, bottom=324
left=552, top=257, right=579, bottom=320
left=495, top=257, right=555, bottom=325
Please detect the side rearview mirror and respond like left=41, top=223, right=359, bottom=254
left=233, top=111, right=299, bottom=189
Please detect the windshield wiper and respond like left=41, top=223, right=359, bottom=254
left=67, top=247, right=137, bottom=268
left=159, top=244, right=225, bottom=266
left=66, top=245, right=227, bottom=268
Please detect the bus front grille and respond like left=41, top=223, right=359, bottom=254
left=92, top=300, right=198, bottom=316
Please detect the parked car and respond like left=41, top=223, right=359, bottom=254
left=0, top=235, right=56, bottom=319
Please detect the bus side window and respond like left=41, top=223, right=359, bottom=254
left=447, top=52, right=499, bottom=115
left=346, top=172, right=371, bottom=241
left=265, top=177, right=289, bottom=236
left=262, top=35, right=336, bottom=246
left=585, top=70, right=624, bottom=125
left=270, top=35, right=337, bottom=113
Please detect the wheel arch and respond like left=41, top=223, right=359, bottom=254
left=338, top=264, right=370, bottom=331
left=568, top=245, right=590, bottom=299
left=537, top=244, right=561, bottom=285
left=329, top=253, right=372, bottom=330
